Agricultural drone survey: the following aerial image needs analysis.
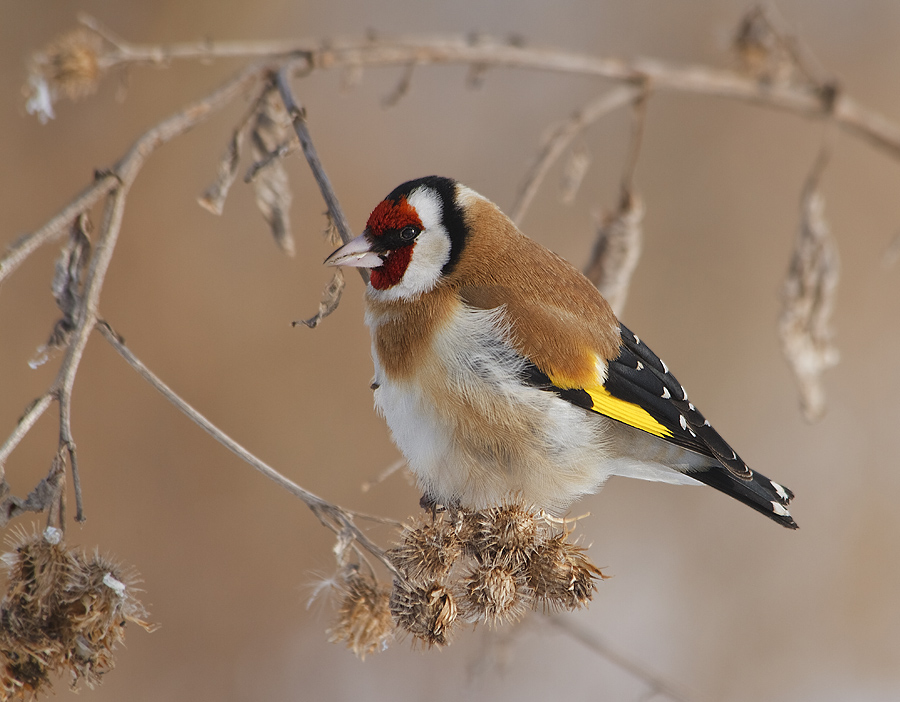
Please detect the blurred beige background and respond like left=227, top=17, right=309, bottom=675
left=3, top=2, right=900, bottom=700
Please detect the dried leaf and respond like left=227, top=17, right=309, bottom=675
left=583, top=193, right=644, bottom=317
left=560, top=145, right=591, bottom=205
left=382, top=63, right=414, bottom=108
left=0, top=454, right=66, bottom=528
left=42, top=214, right=92, bottom=357
left=197, top=124, right=246, bottom=216
left=294, top=269, right=345, bottom=329
left=322, top=212, right=342, bottom=248
left=733, top=6, right=795, bottom=84
left=779, top=188, right=840, bottom=421
left=250, top=94, right=295, bottom=256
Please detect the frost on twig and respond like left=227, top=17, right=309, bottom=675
left=779, top=169, right=840, bottom=421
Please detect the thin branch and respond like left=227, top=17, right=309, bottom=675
left=511, top=85, right=642, bottom=224
left=96, top=321, right=401, bottom=578
left=56, top=29, right=900, bottom=160
left=0, top=174, right=118, bottom=286
left=78, top=13, right=306, bottom=65
left=275, top=65, right=368, bottom=285
left=582, top=92, right=649, bottom=316
left=8, top=57, right=281, bottom=287
left=2, top=55, right=297, bottom=524
left=546, top=613, right=691, bottom=702
left=620, top=91, right=650, bottom=196
left=0, top=393, right=54, bottom=478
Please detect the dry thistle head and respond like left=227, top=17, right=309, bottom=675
left=0, top=528, right=154, bottom=697
left=25, top=29, right=107, bottom=122
left=60, top=549, right=155, bottom=687
left=327, top=566, right=393, bottom=660
left=526, top=532, right=606, bottom=611
left=457, top=563, right=529, bottom=627
left=462, top=503, right=537, bottom=565
left=387, top=513, right=463, bottom=586
left=389, top=581, right=457, bottom=647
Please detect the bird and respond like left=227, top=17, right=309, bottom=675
left=325, top=175, right=797, bottom=529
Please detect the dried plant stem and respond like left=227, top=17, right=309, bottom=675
left=273, top=68, right=367, bottom=264
left=95, top=322, right=400, bottom=578
left=66, top=29, right=900, bottom=160
left=511, top=85, right=642, bottom=224
left=546, top=613, right=690, bottom=702
left=0, top=393, right=54, bottom=478
left=0, top=175, right=117, bottom=286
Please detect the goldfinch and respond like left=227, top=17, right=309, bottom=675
left=325, top=176, right=797, bottom=529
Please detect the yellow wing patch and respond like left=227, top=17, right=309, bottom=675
left=585, top=385, right=673, bottom=439
left=544, top=354, right=672, bottom=440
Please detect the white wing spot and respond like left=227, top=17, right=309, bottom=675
left=636, top=361, right=644, bottom=370
left=703, top=419, right=711, bottom=427
left=681, top=386, right=688, bottom=401
left=661, top=387, right=671, bottom=399
left=661, top=360, right=669, bottom=374
left=771, top=480, right=790, bottom=502
left=689, top=429, right=696, bottom=437
left=679, top=414, right=687, bottom=430
left=634, top=334, right=640, bottom=345
left=771, top=502, right=791, bottom=517
left=688, top=402, right=695, bottom=412
left=730, top=450, right=737, bottom=459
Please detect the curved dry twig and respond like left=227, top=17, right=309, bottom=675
left=510, top=85, right=643, bottom=224
left=42, top=28, right=900, bottom=159
left=95, top=321, right=401, bottom=578
left=546, top=613, right=691, bottom=702
left=1, top=56, right=295, bottom=524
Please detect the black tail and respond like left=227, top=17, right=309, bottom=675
left=690, top=465, right=798, bottom=529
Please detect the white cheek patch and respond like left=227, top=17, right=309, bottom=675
left=368, top=185, right=452, bottom=302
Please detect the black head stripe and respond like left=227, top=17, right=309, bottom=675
left=384, top=176, right=469, bottom=276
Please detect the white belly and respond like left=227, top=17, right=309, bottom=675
left=370, top=305, right=617, bottom=511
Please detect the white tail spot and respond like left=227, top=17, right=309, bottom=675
left=771, top=502, right=791, bottom=517
left=771, top=480, right=790, bottom=502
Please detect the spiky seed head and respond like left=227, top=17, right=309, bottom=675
left=458, top=563, right=529, bottom=627
left=0, top=529, right=154, bottom=696
left=327, top=566, right=393, bottom=659
left=390, top=581, right=457, bottom=647
left=32, top=29, right=105, bottom=101
left=387, top=515, right=462, bottom=586
left=526, top=533, right=606, bottom=611
left=462, top=504, right=537, bottom=564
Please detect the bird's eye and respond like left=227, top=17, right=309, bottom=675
left=399, top=226, right=419, bottom=242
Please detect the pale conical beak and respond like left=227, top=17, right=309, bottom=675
left=324, top=231, right=383, bottom=268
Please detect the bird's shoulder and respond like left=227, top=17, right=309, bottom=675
left=447, top=196, right=621, bottom=389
